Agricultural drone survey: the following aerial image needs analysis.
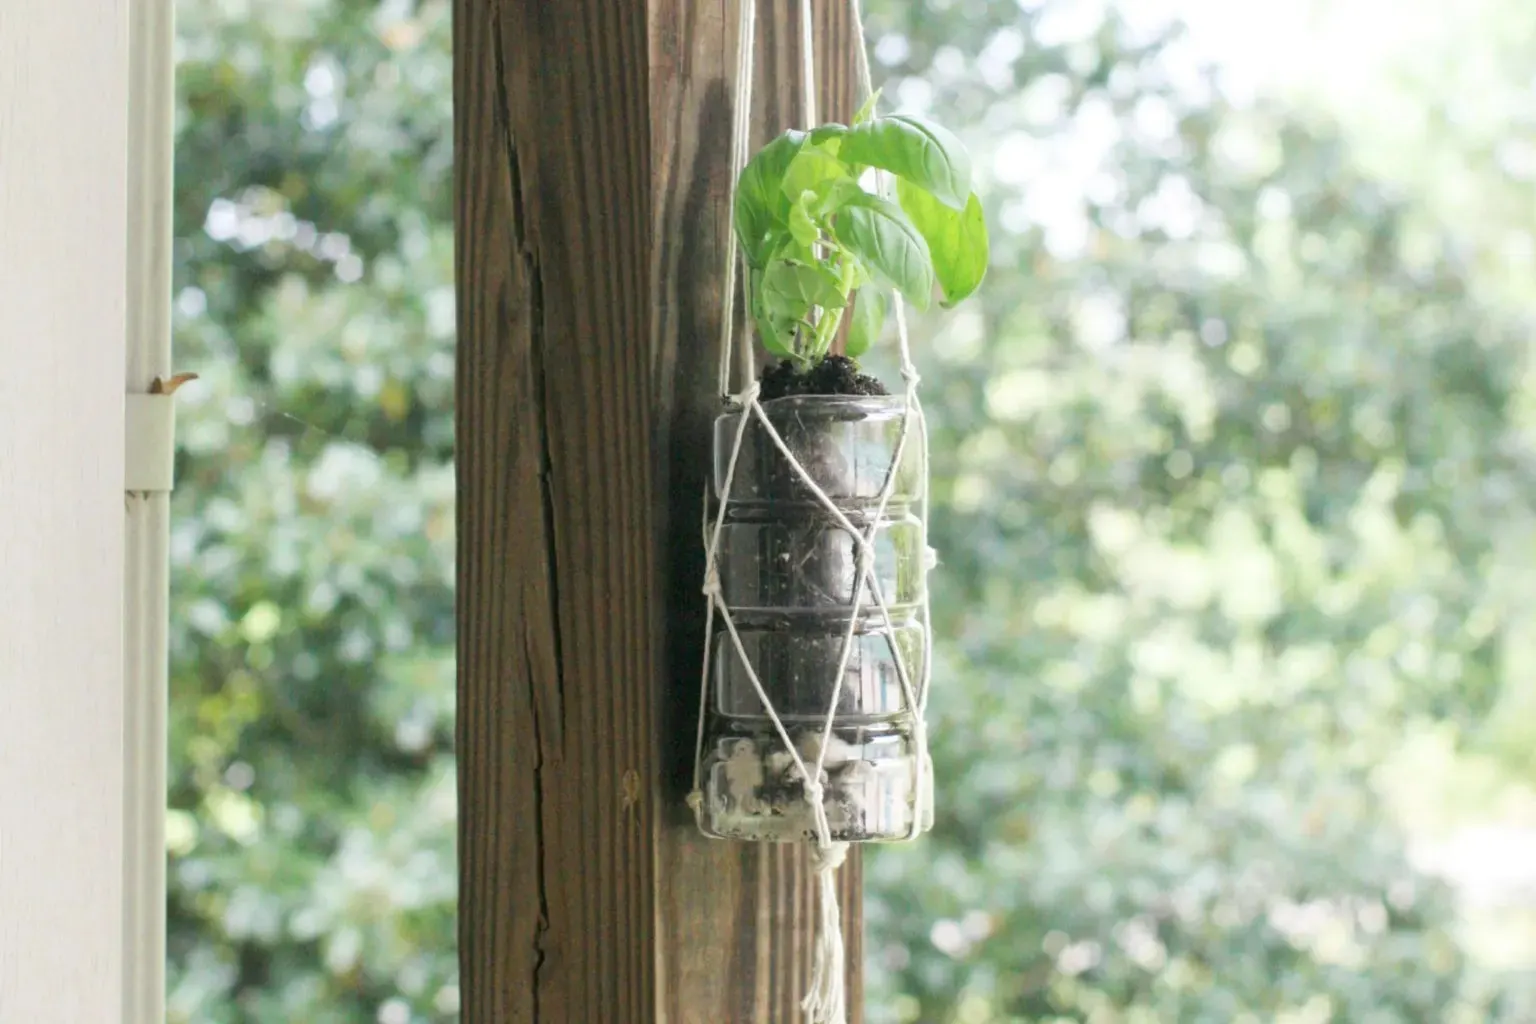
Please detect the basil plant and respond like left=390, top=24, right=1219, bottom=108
left=734, top=95, right=990, bottom=373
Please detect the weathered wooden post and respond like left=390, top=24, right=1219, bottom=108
left=454, top=1, right=862, bottom=1020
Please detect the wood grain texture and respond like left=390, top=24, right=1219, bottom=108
left=458, top=0, right=864, bottom=1020
left=456, top=1, right=656, bottom=1021
left=650, top=2, right=863, bottom=1021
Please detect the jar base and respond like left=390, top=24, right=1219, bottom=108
left=697, top=719, right=932, bottom=843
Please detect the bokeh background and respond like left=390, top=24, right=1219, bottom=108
left=168, top=0, right=1536, bottom=1020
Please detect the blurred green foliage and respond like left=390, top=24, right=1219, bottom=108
left=170, top=2, right=455, bottom=1020
left=169, top=0, right=1536, bottom=1021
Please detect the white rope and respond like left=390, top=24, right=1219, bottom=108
left=804, top=841, right=848, bottom=1023
left=688, top=3, right=934, bottom=1020
left=849, top=0, right=873, bottom=107
left=717, top=0, right=759, bottom=398
left=800, top=0, right=818, bottom=128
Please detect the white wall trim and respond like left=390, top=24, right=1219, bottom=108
left=0, top=0, right=172, bottom=1020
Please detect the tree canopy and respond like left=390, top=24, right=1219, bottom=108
left=169, top=0, right=1536, bottom=1021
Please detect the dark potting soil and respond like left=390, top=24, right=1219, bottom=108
left=758, top=355, right=889, bottom=402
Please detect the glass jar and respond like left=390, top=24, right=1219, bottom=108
left=699, top=395, right=932, bottom=842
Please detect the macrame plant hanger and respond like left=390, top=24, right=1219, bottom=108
left=686, top=1, right=934, bottom=1022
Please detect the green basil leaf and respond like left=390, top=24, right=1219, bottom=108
left=845, top=286, right=888, bottom=358
left=734, top=130, right=806, bottom=267
left=813, top=179, right=868, bottom=219
left=831, top=194, right=935, bottom=311
left=749, top=268, right=795, bottom=358
left=788, top=191, right=820, bottom=247
left=757, top=317, right=795, bottom=358
left=852, top=89, right=882, bottom=126
left=762, top=259, right=848, bottom=323
left=781, top=145, right=850, bottom=203
left=837, top=114, right=972, bottom=210
left=808, top=123, right=849, bottom=149
left=896, top=180, right=989, bottom=305
left=774, top=234, right=817, bottom=267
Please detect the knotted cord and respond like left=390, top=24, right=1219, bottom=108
left=687, top=3, right=934, bottom=1020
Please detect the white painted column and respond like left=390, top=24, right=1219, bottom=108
left=0, top=0, right=173, bottom=1021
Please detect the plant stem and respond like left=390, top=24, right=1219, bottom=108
left=809, top=246, right=858, bottom=362
left=813, top=305, right=845, bottom=358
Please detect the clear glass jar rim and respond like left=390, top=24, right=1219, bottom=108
left=723, top=393, right=909, bottom=416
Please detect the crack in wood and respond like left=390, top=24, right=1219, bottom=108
left=457, top=2, right=864, bottom=1020
left=491, top=9, right=565, bottom=1016
left=524, top=208, right=559, bottom=1024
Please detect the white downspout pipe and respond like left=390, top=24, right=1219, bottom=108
left=124, top=2, right=175, bottom=1022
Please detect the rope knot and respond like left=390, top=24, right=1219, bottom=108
left=735, top=380, right=761, bottom=406
left=809, top=840, right=848, bottom=873
left=900, top=365, right=922, bottom=388
left=685, top=789, right=704, bottom=813
left=702, top=565, right=722, bottom=597
left=803, top=781, right=825, bottom=807
left=854, top=542, right=877, bottom=582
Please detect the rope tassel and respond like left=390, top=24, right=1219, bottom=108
left=802, top=842, right=849, bottom=1024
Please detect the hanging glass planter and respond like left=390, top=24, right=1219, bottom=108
left=697, top=395, right=933, bottom=842
left=685, top=0, right=989, bottom=1017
